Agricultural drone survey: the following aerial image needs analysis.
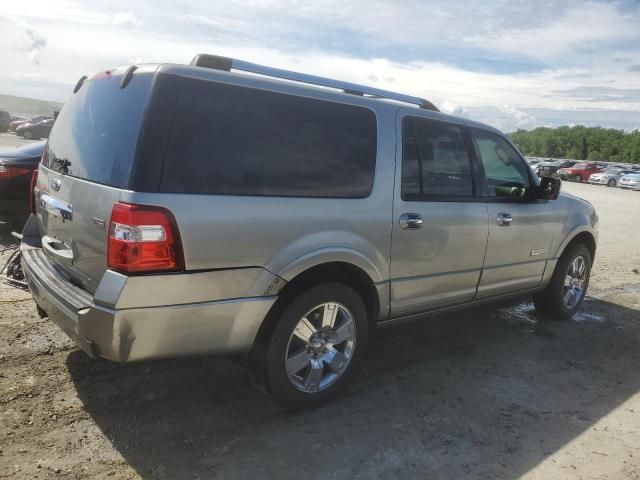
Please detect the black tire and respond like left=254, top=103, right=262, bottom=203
left=574, top=175, right=582, bottom=183
left=257, top=282, right=368, bottom=410
left=24, top=131, right=33, bottom=140
left=533, top=244, right=591, bottom=320
left=607, top=179, right=616, bottom=187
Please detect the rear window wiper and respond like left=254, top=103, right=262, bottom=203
left=52, top=157, right=71, bottom=174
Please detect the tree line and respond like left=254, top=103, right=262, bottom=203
left=508, top=126, right=640, bottom=164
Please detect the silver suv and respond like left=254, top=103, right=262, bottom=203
left=21, top=55, right=597, bottom=408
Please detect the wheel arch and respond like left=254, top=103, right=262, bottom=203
left=254, top=260, right=384, bottom=346
left=559, top=230, right=597, bottom=263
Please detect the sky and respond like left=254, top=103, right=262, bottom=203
left=1, top=0, right=640, bottom=132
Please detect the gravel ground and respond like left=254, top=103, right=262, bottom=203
left=0, top=132, right=37, bottom=150
left=1, top=180, right=639, bottom=480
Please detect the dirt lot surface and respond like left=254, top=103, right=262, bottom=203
left=0, top=132, right=36, bottom=150
left=1, top=181, right=639, bottom=479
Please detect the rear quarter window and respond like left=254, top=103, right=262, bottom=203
left=160, top=77, right=378, bottom=198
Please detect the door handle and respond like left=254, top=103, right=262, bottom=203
left=497, top=213, right=512, bottom=226
left=399, top=213, right=423, bottom=230
left=40, top=193, right=73, bottom=221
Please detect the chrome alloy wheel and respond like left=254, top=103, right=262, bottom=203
left=563, top=255, right=587, bottom=308
left=285, top=302, right=357, bottom=393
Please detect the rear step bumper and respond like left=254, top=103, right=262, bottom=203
left=21, top=218, right=281, bottom=362
left=21, top=247, right=96, bottom=357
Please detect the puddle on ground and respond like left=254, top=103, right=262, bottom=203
left=493, top=302, right=540, bottom=335
left=573, top=310, right=605, bottom=322
left=493, top=299, right=605, bottom=333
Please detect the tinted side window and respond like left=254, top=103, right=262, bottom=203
left=160, top=78, right=377, bottom=197
left=402, top=116, right=474, bottom=199
left=473, top=128, right=531, bottom=199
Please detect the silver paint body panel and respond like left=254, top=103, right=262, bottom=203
left=22, top=63, right=598, bottom=362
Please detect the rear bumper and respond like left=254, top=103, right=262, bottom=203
left=21, top=227, right=281, bottom=362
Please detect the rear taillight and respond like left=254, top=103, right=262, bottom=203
left=0, top=165, right=33, bottom=179
left=29, top=170, right=39, bottom=214
left=107, top=202, right=183, bottom=273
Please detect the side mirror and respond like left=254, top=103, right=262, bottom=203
left=537, top=176, right=561, bottom=200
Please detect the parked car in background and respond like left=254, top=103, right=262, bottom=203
left=0, top=141, right=45, bottom=231
left=618, top=173, right=640, bottom=191
left=10, top=116, right=50, bottom=133
left=589, top=168, right=636, bottom=187
left=556, top=162, right=604, bottom=182
left=0, top=110, right=11, bottom=132
left=21, top=55, right=596, bottom=409
left=15, top=118, right=55, bottom=140
left=536, top=160, right=577, bottom=177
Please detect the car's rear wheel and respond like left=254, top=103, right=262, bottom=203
left=260, top=282, right=368, bottom=409
left=533, top=244, right=591, bottom=320
left=607, top=179, right=616, bottom=187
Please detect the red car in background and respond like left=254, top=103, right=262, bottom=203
left=556, top=162, right=605, bottom=182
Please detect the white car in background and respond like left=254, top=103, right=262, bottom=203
left=589, top=168, right=636, bottom=187
left=618, top=173, right=640, bottom=191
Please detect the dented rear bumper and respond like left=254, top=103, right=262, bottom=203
left=21, top=216, right=282, bottom=362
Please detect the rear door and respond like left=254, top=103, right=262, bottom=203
left=35, top=71, right=154, bottom=292
left=471, top=128, right=557, bottom=298
left=389, top=113, right=488, bottom=316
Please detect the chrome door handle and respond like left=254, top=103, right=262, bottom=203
left=40, top=193, right=73, bottom=221
left=497, top=213, right=512, bottom=226
left=399, top=213, right=423, bottom=230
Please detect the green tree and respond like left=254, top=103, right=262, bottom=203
left=508, top=126, right=640, bottom=165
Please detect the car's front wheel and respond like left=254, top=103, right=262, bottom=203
left=607, top=179, right=616, bottom=187
left=261, top=282, right=368, bottom=409
left=574, top=175, right=582, bottom=182
left=533, top=244, right=591, bottom=320
left=24, top=131, right=33, bottom=139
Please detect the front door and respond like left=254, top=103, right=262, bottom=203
left=389, top=113, right=489, bottom=316
left=471, top=128, right=557, bottom=298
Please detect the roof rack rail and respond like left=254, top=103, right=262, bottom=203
left=189, top=54, right=439, bottom=112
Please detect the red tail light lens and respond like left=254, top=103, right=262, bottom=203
left=107, top=202, right=184, bottom=273
left=0, top=165, right=33, bottom=179
left=29, top=170, right=39, bottom=214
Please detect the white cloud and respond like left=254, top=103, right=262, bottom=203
left=7, top=17, right=48, bottom=65
left=0, top=0, right=639, bottom=131
left=112, top=12, right=142, bottom=27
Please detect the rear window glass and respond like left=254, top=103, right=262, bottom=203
left=160, top=77, right=377, bottom=197
left=43, top=73, right=152, bottom=187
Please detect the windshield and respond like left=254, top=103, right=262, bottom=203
left=42, top=73, right=152, bottom=187
left=574, top=163, right=590, bottom=169
left=604, top=169, right=621, bottom=174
